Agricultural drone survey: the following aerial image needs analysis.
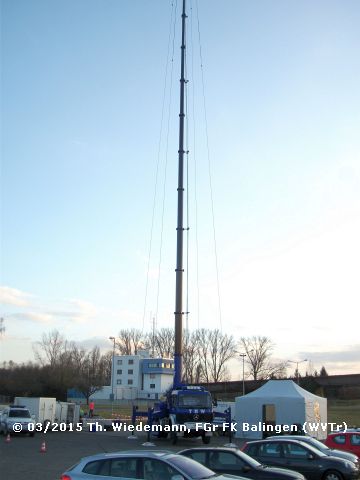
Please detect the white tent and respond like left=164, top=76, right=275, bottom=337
left=234, top=380, right=327, bottom=440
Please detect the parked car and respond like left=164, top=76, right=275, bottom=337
left=267, top=435, right=359, bottom=463
left=60, top=450, right=249, bottom=480
left=179, top=447, right=305, bottom=480
left=242, top=438, right=359, bottom=480
left=0, top=405, right=35, bottom=436
left=325, top=432, right=360, bottom=457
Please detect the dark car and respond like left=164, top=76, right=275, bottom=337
left=267, top=436, right=359, bottom=464
left=179, top=447, right=305, bottom=480
left=242, top=438, right=360, bottom=480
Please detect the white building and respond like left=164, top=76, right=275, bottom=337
left=110, top=353, right=174, bottom=400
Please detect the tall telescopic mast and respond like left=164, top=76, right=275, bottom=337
left=174, top=0, right=186, bottom=388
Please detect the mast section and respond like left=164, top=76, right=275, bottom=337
left=174, top=0, right=186, bottom=388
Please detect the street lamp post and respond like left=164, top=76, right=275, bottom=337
left=238, top=349, right=253, bottom=396
left=239, top=354, right=246, bottom=396
left=109, top=337, right=116, bottom=409
left=288, top=359, right=307, bottom=384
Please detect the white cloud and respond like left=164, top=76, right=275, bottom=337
left=0, top=286, right=33, bottom=307
left=8, top=312, right=53, bottom=324
left=300, top=345, right=360, bottom=364
left=1, top=289, right=101, bottom=329
left=66, top=299, right=98, bottom=324
left=75, top=336, right=113, bottom=351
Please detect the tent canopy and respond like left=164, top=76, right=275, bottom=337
left=241, top=379, right=322, bottom=399
left=234, top=380, right=327, bottom=440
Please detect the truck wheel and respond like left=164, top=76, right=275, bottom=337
left=202, top=434, right=210, bottom=444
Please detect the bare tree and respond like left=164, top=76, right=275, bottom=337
left=205, top=329, right=237, bottom=382
left=116, top=328, right=146, bottom=355
left=183, top=330, right=204, bottom=384
left=196, top=329, right=237, bottom=383
left=319, top=366, right=328, bottom=376
left=239, top=336, right=287, bottom=380
left=101, top=350, right=113, bottom=383
left=33, top=329, right=68, bottom=367
left=69, top=342, right=87, bottom=366
left=196, top=329, right=211, bottom=383
left=115, top=329, right=132, bottom=355
left=209, top=330, right=237, bottom=382
left=72, top=346, right=109, bottom=404
left=32, top=331, right=83, bottom=399
left=153, top=328, right=174, bottom=358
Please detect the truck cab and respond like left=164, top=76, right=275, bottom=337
left=167, top=386, right=214, bottom=444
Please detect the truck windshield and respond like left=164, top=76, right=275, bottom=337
left=9, top=409, right=31, bottom=418
left=177, top=393, right=212, bottom=408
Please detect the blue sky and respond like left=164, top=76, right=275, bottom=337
left=1, top=0, right=359, bottom=376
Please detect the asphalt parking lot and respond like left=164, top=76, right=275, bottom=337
left=0, top=429, right=245, bottom=480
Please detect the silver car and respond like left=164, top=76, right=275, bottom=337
left=60, top=450, right=249, bottom=480
left=267, top=436, right=359, bottom=464
left=0, top=405, right=35, bottom=436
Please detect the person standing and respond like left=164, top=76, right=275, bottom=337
left=89, top=401, right=95, bottom=417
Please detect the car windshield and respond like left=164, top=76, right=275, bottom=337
left=9, top=409, right=31, bottom=418
left=238, top=452, right=262, bottom=468
left=168, top=455, right=216, bottom=479
left=306, top=438, right=329, bottom=450
left=292, top=441, right=326, bottom=457
left=177, top=393, right=212, bottom=409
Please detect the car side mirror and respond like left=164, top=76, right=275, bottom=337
left=307, top=454, right=315, bottom=460
left=242, top=466, right=251, bottom=473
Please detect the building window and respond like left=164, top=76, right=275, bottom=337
left=128, top=369, right=133, bottom=375
left=128, top=379, right=133, bottom=385
left=149, top=373, right=156, bottom=379
left=117, top=359, right=122, bottom=365
left=150, top=384, right=155, bottom=389
left=117, top=369, right=122, bottom=374
left=117, top=380, right=122, bottom=385
left=148, top=363, right=161, bottom=368
left=128, top=359, right=134, bottom=365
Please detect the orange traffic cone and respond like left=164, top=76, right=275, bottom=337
left=40, top=441, right=46, bottom=453
left=5, top=434, right=11, bottom=443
